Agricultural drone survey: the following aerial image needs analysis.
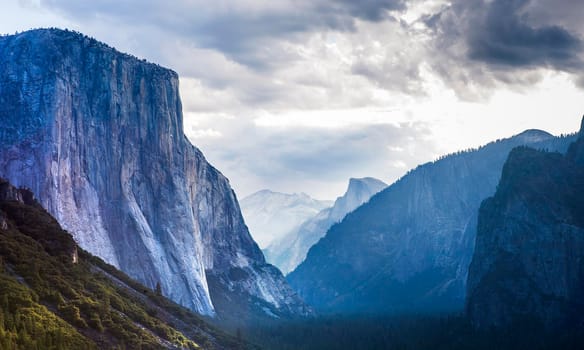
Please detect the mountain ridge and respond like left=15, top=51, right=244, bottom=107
left=466, top=117, right=584, bottom=329
left=288, top=127, right=577, bottom=314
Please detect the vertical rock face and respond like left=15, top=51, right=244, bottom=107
left=466, top=119, right=584, bottom=329
left=566, top=116, right=584, bottom=165
left=0, top=28, right=309, bottom=318
left=266, top=177, right=386, bottom=274
left=288, top=130, right=577, bottom=314
left=326, top=177, right=388, bottom=225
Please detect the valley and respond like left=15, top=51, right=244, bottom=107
left=1, top=26, right=583, bottom=350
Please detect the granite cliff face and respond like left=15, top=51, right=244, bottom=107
left=266, top=177, right=386, bottom=274
left=0, top=28, right=308, bottom=318
left=466, top=119, right=584, bottom=329
left=288, top=129, right=577, bottom=314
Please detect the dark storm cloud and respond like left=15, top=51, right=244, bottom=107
left=326, top=0, right=405, bottom=21
left=38, top=0, right=584, bottom=90
left=40, top=0, right=405, bottom=69
left=425, top=0, right=584, bottom=98
left=467, top=0, right=583, bottom=70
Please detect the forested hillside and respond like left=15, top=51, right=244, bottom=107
left=0, top=178, right=243, bottom=349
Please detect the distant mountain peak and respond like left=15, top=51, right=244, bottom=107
left=265, top=177, right=386, bottom=274
left=514, top=129, right=554, bottom=142
left=347, top=177, right=387, bottom=192
left=241, top=190, right=332, bottom=248
left=330, top=177, right=387, bottom=219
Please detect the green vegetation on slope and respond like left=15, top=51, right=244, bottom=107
left=0, top=273, right=94, bottom=350
left=0, top=184, right=241, bottom=350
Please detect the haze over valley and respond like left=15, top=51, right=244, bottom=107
left=1, top=1, right=584, bottom=349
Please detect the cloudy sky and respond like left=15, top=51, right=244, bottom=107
left=2, top=0, right=584, bottom=199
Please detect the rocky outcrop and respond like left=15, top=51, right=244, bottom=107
left=0, top=179, right=12, bottom=230
left=266, top=177, right=386, bottom=274
left=0, top=178, right=32, bottom=204
left=466, top=118, right=584, bottom=329
left=288, top=129, right=577, bottom=314
left=0, top=28, right=309, bottom=318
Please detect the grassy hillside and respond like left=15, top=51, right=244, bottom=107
left=0, top=180, right=244, bottom=349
